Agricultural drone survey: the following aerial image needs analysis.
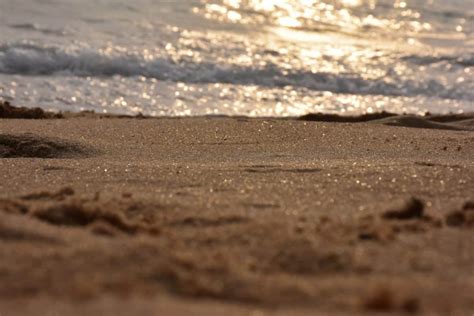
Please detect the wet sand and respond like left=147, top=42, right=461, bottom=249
left=1, top=102, right=473, bottom=315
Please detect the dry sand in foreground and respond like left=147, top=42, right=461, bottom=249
left=0, top=102, right=473, bottom=315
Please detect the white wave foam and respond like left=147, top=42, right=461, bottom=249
left=0, top=42, right=472, bottom=101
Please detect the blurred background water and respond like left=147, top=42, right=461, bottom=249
left=0, top=0, right=473, bottom=116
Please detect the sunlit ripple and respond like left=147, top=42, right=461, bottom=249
left=196, top=0, right=442, bottom=37
left=2, top=74, right=471, bottom=116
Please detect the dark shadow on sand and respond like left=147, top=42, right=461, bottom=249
left=0, top=134, right=95, bottom=158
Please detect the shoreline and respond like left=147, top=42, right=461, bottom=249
left=2, top=100, right=474, bottom=127
left=1, top=100, right=473, bottom=315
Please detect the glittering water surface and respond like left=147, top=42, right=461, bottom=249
left=0, top=0, right=472, bottom=116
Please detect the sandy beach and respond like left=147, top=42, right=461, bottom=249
left=1, top=102, right=473, bottom=315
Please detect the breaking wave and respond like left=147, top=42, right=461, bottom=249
left=1, top=42, right=472, bottom=100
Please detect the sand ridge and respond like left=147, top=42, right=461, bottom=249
left=299, top=111, right=474, bottom=131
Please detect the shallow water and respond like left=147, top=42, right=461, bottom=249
left=0, top=0, right=473, bottom=116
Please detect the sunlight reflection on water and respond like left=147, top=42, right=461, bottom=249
left=197, top=0, right=450, bottom=37
left=0, top=0, right=472, bottom=116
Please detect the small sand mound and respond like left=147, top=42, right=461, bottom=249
left=356, top=198, right=445, bottom=241
left=376, top=115, right=474, bottom=131
left=363, top=287, right=397, bottom=312
left=425, top=113, right=474, bottom=123
left=0, top=100, right=62, bottom=119
left=448, top=118, right=474, bottom=128
left=272, top=241, right=352, bottom=275
left=168, top=215, right=248, bottom=228
left=382, top=198, right=424, bottom=220
left=0, top=221, right=59, bottom=244
left=445, top=201, right=474, bottom=228
left=21, top=187, right=75, bottom=201
left=298, top=111, right=474, bottom=131
left=0, top=211, right=67, bottom=246
left=0, top=199, right=29, bottom=215
left=31, top=200, right=160, bottom=235
left=358, top=224, right=395, bottom=242
left=462, top=201, right=474, bottom=211
left=0, top=188, right=160, bottom=235
left=0, top=134, right=92, bottom=158
left=363, top=287, right=419, bottom=313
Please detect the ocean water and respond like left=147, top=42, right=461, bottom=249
left=0, top=0, right=473, bottom=116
